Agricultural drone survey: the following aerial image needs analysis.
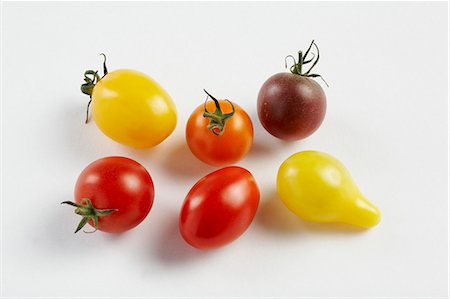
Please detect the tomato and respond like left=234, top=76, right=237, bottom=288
left=62, top=157, right=154, bottom=233
left=81, top=54, right=177, bottom=148
left=257, top=41, right=327, bottom=141
left=277, top=151, right=381, bottom=228
left=186, top=90, right=253, bottom=166
left=179, top=166, right=260, bottom=249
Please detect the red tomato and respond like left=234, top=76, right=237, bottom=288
left=179, top=166, right=260, bottom=249
left=186, top=90, right=253, bottom=166
left=62, top=157, right=154, bottom=233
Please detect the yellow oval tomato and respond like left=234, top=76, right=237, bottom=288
left=90, top=69, right=176, bottom=148
left=277, top=151, right=381, bottom=228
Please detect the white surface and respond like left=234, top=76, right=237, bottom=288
left=1, top=2, right=448, bottom=298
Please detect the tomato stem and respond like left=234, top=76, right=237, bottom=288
left=202, top=89, right=235, bottom=136
left=61, top=198, right=117, bottom=234
left=285, top=40, right=329, bottom=87
left=81, top=53, right=109, bottom=123
left=100, top=53, right=108, bottom=78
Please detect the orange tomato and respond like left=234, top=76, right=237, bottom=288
left=186, top=90, right=253, bottom=166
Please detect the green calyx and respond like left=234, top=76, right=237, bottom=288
left=202, top=89, right=235, bottom=136
left=81, top=53, right=109, bottom=124
left=61, top=198, right=117, bottom=234
left=285, top=40, right=329, bottom=87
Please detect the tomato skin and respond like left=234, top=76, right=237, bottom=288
left=277, top=151, right=380, bottom=228
left=74, top=157, right=154, bottom=233
left=179, top=166, right=260, bottom=249
left=92, top=69, right=177, bottom=149
left=257, top=73, right=326, bottom=141
left=186, top=100, right=253, bottom=166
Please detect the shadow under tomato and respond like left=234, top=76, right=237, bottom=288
left=58, top=100, right=97, bottom=160
left=255, top=189, right=367, bottom=235
left=255, top=189, right=305, bottom=234
left=37, top=192, right=130, bottom=256
left=246, top=110, right=297, bottom=158
left=41, top=195, right=87, bottom=250
left=117, top=143, right=160, bottom=160
left=60, top=99, right=161, bottom=163
left=152, top=210, right=212, bottom=264
left=160, top=138, right=215, bottom=178
left=249, top=138, right=294, bottom=157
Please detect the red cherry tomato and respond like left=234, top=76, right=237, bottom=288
left=186, top=90, right=253, bottom=166
left=179, top=166, right=260, bottom=249
left=62, top=157, right=154, bottom=233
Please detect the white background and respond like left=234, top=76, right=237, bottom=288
left=1, top=2, right=448, bottom=298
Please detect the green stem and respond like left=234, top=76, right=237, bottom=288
left=285, top=40, right=328, bottom=86
left=81, top=53, right=109, bottom=123
left=202, top=89, right=235, bottom=136
left=298, top=50, right=303, bottom=75
left=61, top=198, right=117, bottom=233
left=100, top=53, right=108, bottom=78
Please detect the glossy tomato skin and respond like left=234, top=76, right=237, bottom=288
left=186, top=100, right=253, bottom=166
left=257, top=73, right=326, bottom=141
left=179, top=166, right=260, bottom=249
left=74, top=157, right=154, bottom=233
left=277, top=151, right=381, bottom=228
left=92, top=70, right=177, bottom=149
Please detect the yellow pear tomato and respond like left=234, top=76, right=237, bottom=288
left=277, top=151, right=381, bottom=228
left=81, top=55, right=176, bottom=149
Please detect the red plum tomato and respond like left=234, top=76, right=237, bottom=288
left=179, top=166, right=260, bottom=249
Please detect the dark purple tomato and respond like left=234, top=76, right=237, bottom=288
left=257, top=41, right=327, bottom=141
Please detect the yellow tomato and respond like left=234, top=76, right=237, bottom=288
left=89, top=69, right=176, bottom=148
left=277, top=151, right=381, bottom=228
